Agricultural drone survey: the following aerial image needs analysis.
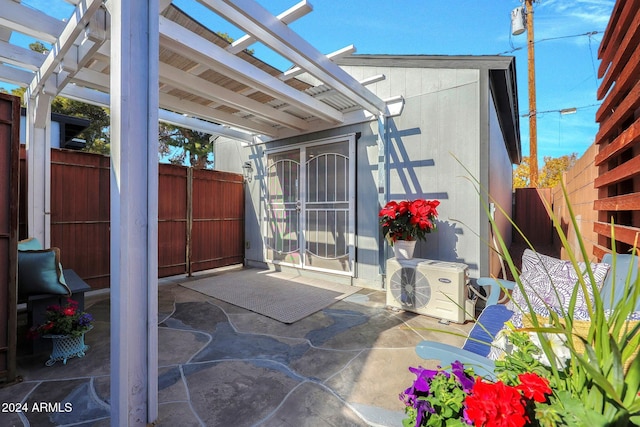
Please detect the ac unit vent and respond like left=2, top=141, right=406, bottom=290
left=386, top=258, right=471, bottom=323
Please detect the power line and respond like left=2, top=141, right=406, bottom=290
left=520, top=103, right=600, bottom=118
left=498, top=30, right=603, bottom=55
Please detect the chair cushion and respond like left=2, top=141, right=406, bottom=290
left=506, top=249, right=609, bottom=327
left=18, top=248, right=71, bottom=300
left=18, top=237, right=43, bottom=251
left=600, top=254, right=640, bottom=311
left=462, top=304, right=514, bottom=357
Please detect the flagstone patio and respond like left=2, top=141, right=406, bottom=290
left=0, top=267, right=473, bottom=427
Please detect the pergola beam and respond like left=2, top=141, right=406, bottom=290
left=160, top=92, right=278, bottom=136
left=281, top=44, right=355, bottom=81
left=159, top=15, right=344, bottom=124
left=0, top=64, right=33, bottom=86
left=227, top=0, right=312, bottom=54
left=0, top=41, right=47, bottom=71
left=158, top=109, right=254, bottom=142
left=0, top=0, right=65, bottom=44
left=202, top=0, right=387, bottom=116
left=159, top=62, right=309, bottom=131
left=59, top=83, right=258, bottom=141
left=27, top=0, right=104, bottom=99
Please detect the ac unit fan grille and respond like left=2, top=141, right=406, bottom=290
left=390, top=267, right=431, bottom=308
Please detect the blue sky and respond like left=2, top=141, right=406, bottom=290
left=9, top=0, right=615, bottom=162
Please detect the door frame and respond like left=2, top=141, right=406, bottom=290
left=263, top=133, right=356, bottom=276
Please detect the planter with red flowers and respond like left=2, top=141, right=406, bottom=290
left=29, top=298, right=94, bottom=366
left=379, top=199, right=440, bottom=259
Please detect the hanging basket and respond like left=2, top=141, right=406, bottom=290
left=43, top=326, right=92, bottom=366
left=393, top=240, right=417, bottom=260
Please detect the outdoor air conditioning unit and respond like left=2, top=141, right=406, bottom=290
left=386, top=258, right=473, bottom=323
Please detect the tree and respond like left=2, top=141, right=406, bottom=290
left=51, top=96, right=110, bottom=155
left=158, top=123, right=213, bottom=169
left=538, top=153, right=577, bottom=188
left=513, top=156, right=531, bottom=188
left=513, top=153, right=578, bottom=189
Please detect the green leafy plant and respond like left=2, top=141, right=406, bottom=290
left=402, top=161, right=640, bottom=426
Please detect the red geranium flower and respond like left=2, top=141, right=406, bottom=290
left=464, top=378, right=528, bottom=427
left=516, top=373, right=552, bottom=403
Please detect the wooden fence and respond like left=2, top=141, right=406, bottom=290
left=0, top=93, right=19, bottom=384
left=20, top=148, right=244, bottom=289
left=513, top=188, right=553, bottom=246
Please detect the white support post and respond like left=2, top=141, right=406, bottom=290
left=25, top=94, right=52, bottom=246
left=377, top=113, right=388, bottom=278
left=110, top=0, right=159, bottom=425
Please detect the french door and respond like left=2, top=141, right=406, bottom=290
left=264, top=135, right=355, bottom=275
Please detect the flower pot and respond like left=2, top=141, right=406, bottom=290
left=43, top=326, right=92, bottom=366
left=393, top=240, right=416, bottom=260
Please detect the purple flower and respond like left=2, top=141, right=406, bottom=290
left=451, top=360, right=475, bottom=393
left=77, top=313, right=94, bottom=327
left=415, top=399, right=433, bottom=425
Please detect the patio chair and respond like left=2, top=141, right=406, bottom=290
left=415, top=279, right=514, bottom=378
left=415, top=252, right=639, bottom=378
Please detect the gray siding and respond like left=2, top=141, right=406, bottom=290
left=214, top=62, right=515, bottom=290
left=488, top=94, right=514, bottom=278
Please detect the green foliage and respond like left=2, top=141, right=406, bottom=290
left=51, top=96, right=110, bottom=154
left=158, top=123, right=213, bottom=169
left=448, top=156, right=640, bottom=425
left=513, top=154, right=578, bottom=189
left=491, top=184, right=640, bottom=425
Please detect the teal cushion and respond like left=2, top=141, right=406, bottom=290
left=18, top=238, right=43, bottom=251
left=18, top=248, right=71, bottom=300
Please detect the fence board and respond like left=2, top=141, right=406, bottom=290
left=21, top=149, right=243, bottom=287
left=190, top=169, right=244, bottom=272
left=158, top=164, right=188, bottom=278
left=0, top=93, right=19, bottom=384
left=513, top=188, right=553, bottom=245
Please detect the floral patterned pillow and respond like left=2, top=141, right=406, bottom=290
left=505, top=249, right=610, bottom=327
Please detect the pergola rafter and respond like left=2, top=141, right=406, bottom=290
left=1, top=0, right=399, bottom=141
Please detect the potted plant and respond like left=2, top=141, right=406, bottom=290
left=379, top=199, right=440, bottom=259
left=399, top=178, right=640, bottom=426
left=29, top=298, right=94, bottom=366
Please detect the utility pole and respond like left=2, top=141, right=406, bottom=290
left=525, top=0, right=538, bottom=188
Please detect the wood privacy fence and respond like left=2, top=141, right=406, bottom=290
left=20, top=148, right=244, bottom=289
left=0, top=94, right=20, bottom=384
left=513, top=188, right=553, bottom=246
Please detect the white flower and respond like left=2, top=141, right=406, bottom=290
left=529, top=330, right=571, bottom=369
left=492, top=328, right=514, bottom=354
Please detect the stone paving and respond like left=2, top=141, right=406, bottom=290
left=0, top=268, right=473, bottom=427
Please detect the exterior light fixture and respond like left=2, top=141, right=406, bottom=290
left=242, top=161, right=253, bottom=183
left=560, top=107, right=577, bottom=115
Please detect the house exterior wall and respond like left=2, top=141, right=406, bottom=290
left=215, top=64, right=514, bottom=289
left=488, top=93, right=514, bottom=278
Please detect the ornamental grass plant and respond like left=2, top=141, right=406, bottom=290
left=400, top=175, right=640, bottom=426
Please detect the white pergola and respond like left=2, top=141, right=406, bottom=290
left=1, top=0, right=403, bottom=425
